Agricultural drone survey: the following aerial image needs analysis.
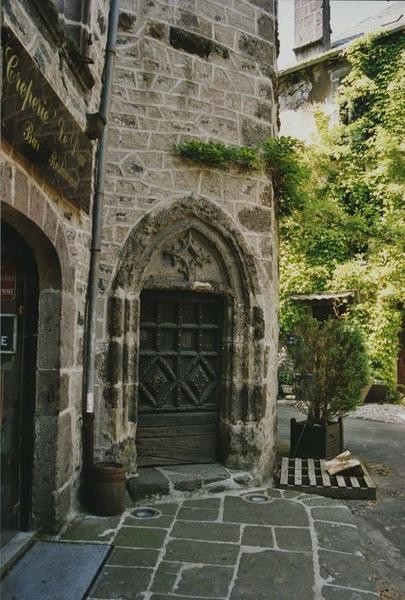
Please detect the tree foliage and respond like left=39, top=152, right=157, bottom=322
left=285, top=316, right=369, bottom=422
left=280, top=31, right=405, bottom=397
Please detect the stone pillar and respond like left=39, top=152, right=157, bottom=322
left=294, top=0, right=330, bottom=61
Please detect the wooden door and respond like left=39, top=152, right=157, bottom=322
left=137, top=291, right=223, bottom=466
left=1, top=222, right=38, bottom=546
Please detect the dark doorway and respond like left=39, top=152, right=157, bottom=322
left=137, top=291, right=224, bottom=466
left=1, top=222, right=38, bottom=546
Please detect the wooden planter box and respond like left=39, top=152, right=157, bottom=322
left=290, top=417, right=344, bottom=460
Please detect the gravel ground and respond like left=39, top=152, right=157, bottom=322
left=278, top=399, right=405, bottom=424
left=349, top=403, right=405, bottom=424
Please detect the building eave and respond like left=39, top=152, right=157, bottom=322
left=278, top=24, right=405, bottom=79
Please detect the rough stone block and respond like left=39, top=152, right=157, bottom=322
left=223, top=497, right=307, bottom=526
left=238, top=206, right=272, bottom=232
left=311, top=506, right=355, bottom=525
left=14, top=169, right=29, bottom=215
left=319, top=550, right=376, bottom=591
left=231, top=549, right=313, bottom=599
left=241, top=117, right=273, bottom=145
left=107, top=547, right=159, bottom=568
left=177, top=564, right=234, bottom=597
left=151, top=561, right=179, bottom=594
left=90, top=566, right=152, bottom=599
left=54, top=483, right=72, bottom=532
left=56, top=412, right=73, bottom=487
left=37, top=291, right=62, bottom=370
left=107, top=296, right=123, bottom=338
left=127, top=468, right=170, bottom=499
left=59, top=372, right=70, bottom=412
left=275, top=526, right=312, bottom=551
left=1, top=159, right=13, bottom=205
left=315, top=522, right=360, bottom=554
left=242, top=525, right=274, bottom=547
left=171, top=521, right=240, bottom=543
left=257, top=13, right=274, bottom=42
left=164, top=538, right=239, bottom=565
left=61, top=515, right=120, bottom=542
left=29, top=186, right=45, bottom=227
left=36, top=369, right=60, bottom=415
left=113, top=526, right=167, bottom=548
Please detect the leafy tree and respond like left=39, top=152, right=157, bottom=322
left=280, top=31, right=405, bottom=398
left=285, top=316, right=369, bottom=422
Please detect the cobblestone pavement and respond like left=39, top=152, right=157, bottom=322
left=58, top=489, right=378, bottom=600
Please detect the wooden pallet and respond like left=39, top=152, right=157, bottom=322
left=278, top=457, right=376, bottom=500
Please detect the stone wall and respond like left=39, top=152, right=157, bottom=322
left=95, top=0, right=279, bottom=480
left=294, top=0, right=330, bottom=61
left=279, top=58, right=349, bottom=141
left=1, top=0, right=109, bottom=530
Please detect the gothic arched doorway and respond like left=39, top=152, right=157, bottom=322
left=103, top=197, right=275, bottom=476
left=137, top=290, right=224, bottom=465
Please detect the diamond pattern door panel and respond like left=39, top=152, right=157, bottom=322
left=137, top=292, right=223, bottom=466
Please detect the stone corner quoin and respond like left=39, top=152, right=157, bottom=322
left=97, top=0, right=279, bottom=479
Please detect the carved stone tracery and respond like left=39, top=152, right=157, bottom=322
left=162, top=229, right=212, bottom=281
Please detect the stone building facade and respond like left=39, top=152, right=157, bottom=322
left=1, top=0, right=109, bottom=539
left=279, top=1, right=405, bottom=142
left=1, top=0, right=279, bottom=546
left=95, top=0, right=279, bottom=481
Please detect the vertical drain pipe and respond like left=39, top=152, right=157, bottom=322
left=83, top=0, right=120, bottom=471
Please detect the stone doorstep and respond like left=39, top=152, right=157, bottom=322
left=127, top=464, right=254, bottom=502
left=0, top=531, right=37, bottom=578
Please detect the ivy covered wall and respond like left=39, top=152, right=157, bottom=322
left=279, top=30, right=405, bottom=396
left=172, top=30, right=405, bottom=397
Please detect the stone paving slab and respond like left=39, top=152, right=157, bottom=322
left=127, top=463, right=254, bottom=503
left=60, top=488, right=379, bottom=600
left=231, top=549, right=314, bottom=599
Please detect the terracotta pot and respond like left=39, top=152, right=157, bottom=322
left=91, top=462, right=126, bottom=516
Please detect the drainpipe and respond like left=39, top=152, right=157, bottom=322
left=83, top=0, right=120, bottom=471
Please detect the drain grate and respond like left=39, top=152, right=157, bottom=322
left=132, top=507, right=160, bottom=519
left=243, top=493, right=270, bottom=504
left=278, top=458, right=376, bottom=500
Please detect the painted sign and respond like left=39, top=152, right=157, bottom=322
left=1, top=28, right=92, bottom=212
left=1, top=315, right=17, bottom=354
left=1, top=264, right=16, bottom=301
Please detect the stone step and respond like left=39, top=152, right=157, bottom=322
left=127, top=463, right=254, bottom=502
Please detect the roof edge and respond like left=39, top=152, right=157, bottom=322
left=278, top=23, right=404, bottom=78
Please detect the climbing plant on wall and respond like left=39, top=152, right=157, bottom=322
left=172, top=31, right=404, bottom=396
left=280, top=30, right=405, bottom=397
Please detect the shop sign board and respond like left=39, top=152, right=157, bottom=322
left=1, top=315, right=17, bottom=354
left=1, top=28, right=92, bottom=212
left=1, top=264, right=16, bottom=301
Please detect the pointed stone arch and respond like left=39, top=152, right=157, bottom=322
left=103, top=197, right=273, bottom=477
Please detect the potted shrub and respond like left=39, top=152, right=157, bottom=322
left=285, top=315, right=369, bottom=459
left=278, top=367, right=295, bottom=397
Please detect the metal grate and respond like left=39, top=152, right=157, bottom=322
left=278, top=457, right=376, bottom=500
